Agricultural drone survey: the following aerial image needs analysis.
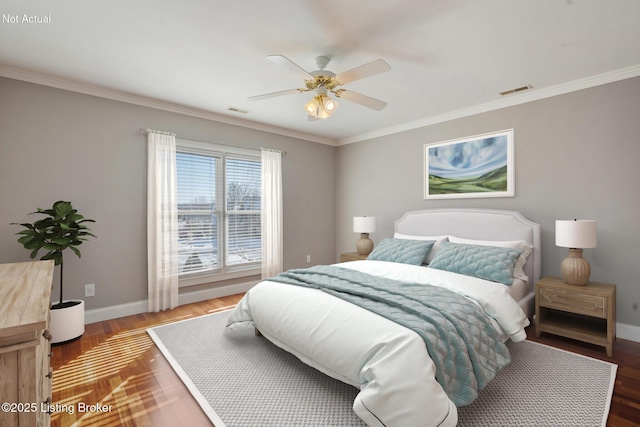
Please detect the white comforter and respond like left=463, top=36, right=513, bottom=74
left=226, top=260, right=530, bottom=427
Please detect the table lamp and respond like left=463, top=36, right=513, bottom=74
left=353, top=216, right=376, bottom=256
left=555, top=219, right=597, bottom=286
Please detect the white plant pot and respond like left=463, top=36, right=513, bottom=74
left=50, top=299, right=85, bottom=344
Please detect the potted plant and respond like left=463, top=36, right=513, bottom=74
left=12, top=200, right=96, bottom=344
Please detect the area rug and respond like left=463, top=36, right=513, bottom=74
left=148, top=310, right=617, bottom=427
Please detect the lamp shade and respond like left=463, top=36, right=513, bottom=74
left=303, top=97, right=320, bottom=115
left=353, top=216, right=376, bottom=233
left=556, top=220, right=597, bottom=248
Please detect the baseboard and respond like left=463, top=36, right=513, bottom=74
left=177, top=280, right=257, bottom=306
left=617, top=322, right=640, bottom=343
left=84, top=280, right=257, bottom=324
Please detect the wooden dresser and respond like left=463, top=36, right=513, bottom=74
left=0, top=261, right=54, bottom=427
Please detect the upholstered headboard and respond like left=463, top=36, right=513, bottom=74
left=395, top=208, right=541, bottom=285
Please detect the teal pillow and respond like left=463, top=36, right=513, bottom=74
left=367, top=238, right=435, bottom=265
left=428, top=241, right=523, bottom=285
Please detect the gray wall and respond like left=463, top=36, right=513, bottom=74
left=3, top=75, right=639, bottom=329
left=0, top=77, right=336, bottom=310
left=337, top=76, right=640, bottom=327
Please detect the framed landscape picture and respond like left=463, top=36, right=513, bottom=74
left=424, top=129, right=514, bottom=199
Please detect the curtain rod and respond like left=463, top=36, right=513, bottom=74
left=139, top=128, right=176, bottom=137
left=261, top=147, right=287, bottom=155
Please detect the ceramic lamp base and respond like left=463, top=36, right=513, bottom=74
left=561, top=248, right=591, bottom=286
left=356, top=233, right=374, bottom=256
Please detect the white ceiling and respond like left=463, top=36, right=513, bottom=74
left=1, top=0, right=640, bottom=145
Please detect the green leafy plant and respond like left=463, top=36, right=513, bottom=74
left=12, top=201, right=96, bottom=308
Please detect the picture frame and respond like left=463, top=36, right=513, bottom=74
left=424, top=129, right=514, bottom=199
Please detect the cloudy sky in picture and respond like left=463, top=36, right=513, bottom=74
left=428, top=135, right=508, bottom=179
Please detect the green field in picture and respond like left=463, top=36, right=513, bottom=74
left=428, top=165, right=507, bottom=194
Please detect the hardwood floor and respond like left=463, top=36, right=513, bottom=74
left=50, top=295, right=243, bottom=427
left=51, top=295, right=640, bottom=426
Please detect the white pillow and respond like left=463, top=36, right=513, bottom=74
left=393, top=233, right=449, bottom=264
left=448, top=236, right=533, bottom=282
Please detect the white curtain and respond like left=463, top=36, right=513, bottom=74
left=261, top=149, right=283, bottom=279
left=147, top=130, right=179, bottom=312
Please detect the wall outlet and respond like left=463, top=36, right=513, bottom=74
left=85, top=283, right=95, bottom=297
left=306, top=255, right=311, bottom=263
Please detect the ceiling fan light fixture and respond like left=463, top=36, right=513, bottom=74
left=304, top=94, right=339, bottom=119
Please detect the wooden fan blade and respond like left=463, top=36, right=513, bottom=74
left=334, top=59, right=391, bottom=85
left=335, top=90, right=387, bottom=111
left=248, top=88, right=303, bottom=101
left=267, top=55, right=314, bottom=80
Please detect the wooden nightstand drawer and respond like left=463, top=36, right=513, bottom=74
left=340, top=252, right=368, bottom=262
left=538, top=287, right=607, bottom=319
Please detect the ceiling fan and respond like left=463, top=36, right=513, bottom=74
left=248, top=55, right=391, bottom=120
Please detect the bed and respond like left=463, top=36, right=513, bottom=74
left=226, top=208, right=541, bottom=426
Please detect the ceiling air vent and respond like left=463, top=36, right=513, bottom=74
left=227, top=107, right=249, bottom=114
left=499, top=84, right=532, bottom=96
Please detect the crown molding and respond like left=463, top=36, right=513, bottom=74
left=0, top=65, right=337, bottom=146
left=337, top=63, right=640, bottom=146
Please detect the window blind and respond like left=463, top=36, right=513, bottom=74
left=226, top=157, right=261, bottom=265
left=176, top=152, right=220, bottom=274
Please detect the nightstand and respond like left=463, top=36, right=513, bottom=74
left=340, top=252, right=369, bottom=262
left=535, top=276, right=616, bottom=357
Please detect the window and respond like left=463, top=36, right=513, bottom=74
left=176, top=140, right=261, bottom=286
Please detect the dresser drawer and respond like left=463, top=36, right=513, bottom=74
left=539, top=287, right=607, bottom=318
